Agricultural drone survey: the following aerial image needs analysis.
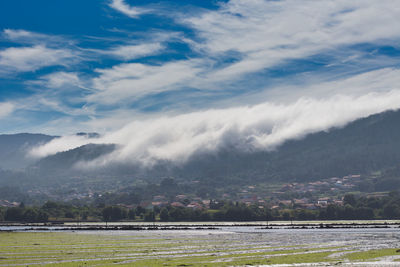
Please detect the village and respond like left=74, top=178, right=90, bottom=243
left=136, top=174, right=365, bottom=211
left=0, top=173, right=386, bottom=211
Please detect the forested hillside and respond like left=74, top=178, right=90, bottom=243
left=169, top=109, right=400, bottom=183
left=1, top=110, right=400, bottom=188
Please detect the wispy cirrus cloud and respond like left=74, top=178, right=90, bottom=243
left=0, top=29, right=80, bottom=75
left=105, top=43, right=164, bottom=60
left=0, top=102, right=14, bottom=119
left=108, top=0, right=149, bottom=18
left=2, top=29, right=71, bottom=46
left=88, top=59, right=205, bottom=105
left=1, top=28, right=166, bottom=77
left=182, top=0, right=400, bottom=85
left=258, top=68, right=400, bottom=103
left=3, top=29, right=43, bottom=41
left=81, top=0, right=400, bottom=108
left=36, top=72, right=82, bottom=89
left=0, top=45, right=76, bottom=74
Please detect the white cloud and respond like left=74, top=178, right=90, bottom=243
left=7, top=0, right=400, bottom=165
left=36, top=72, right=81, bottom=89
left=89, top=60, right=205, bottom=104
left=109, top=0, right=148, bottom=18
left=85, top=0, right=400, bottom=103
left=31, top=89, right=400, bottom=166
left=0, top=102, right=14, bottom=119
left=3, top=29, right=75, bottom=46
left=262, top=68, right=400, bottom=102
left=183, top=0, right=400, bottom=84
left=0, top=45, right=75, bottom=74
left=29, top=134, right=96, bottom=158
left=106, top=43, right=164, bottom=60
left=30, top=66, right=400, bottom=166
left=3, top=29, right=37, bottom=40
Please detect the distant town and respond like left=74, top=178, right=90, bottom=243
left=1, top=172, right=398, bottom=223
left=0, top=174, right=368, bottom=210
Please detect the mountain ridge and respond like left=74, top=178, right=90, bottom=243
left=1, top=109, right=400, bottom=188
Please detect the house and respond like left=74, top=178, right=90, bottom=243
left=171, top=202, right=185, bottom=207
left=202, top=199, right=211, bottom=205
left=333, top=200, right=344, bottom=206
left=153, top=195, right=166, bottom=201
left=151, top=201, right=168, bottom=207
left=293, top=198, right=309, bottom=208
left=279, top=200, right=292, bottom=206
left=187, top=202, right=203, bottom=210
left=304, top=204, right=317, bottom=210
left=0, top=200, right=19, bottom=207
left=139, top=201, right=153, bottom=209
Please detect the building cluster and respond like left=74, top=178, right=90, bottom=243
left=277, top=174, right=361, bottom=194
left=0, top=174, right=365, bottom=210
left=0, top=200, right=19, bottom=207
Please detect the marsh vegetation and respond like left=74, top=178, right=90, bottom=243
left=1, top=226, right=400, bottom=266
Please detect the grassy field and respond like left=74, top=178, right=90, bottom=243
left=1, top=229, right=400, bottom=266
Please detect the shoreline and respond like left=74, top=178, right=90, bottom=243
left=1, top=221, right=400, bottom=232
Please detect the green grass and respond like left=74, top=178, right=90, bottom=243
left=0, top=232, right=398, bottom=266
left=345, top=248, right=400, bottom=261
left=230, top=251, right=335, bottom=266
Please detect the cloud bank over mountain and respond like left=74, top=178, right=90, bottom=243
left=1, top=0, right=400, bottom=167
left=31, top=88, right=400, bottom=167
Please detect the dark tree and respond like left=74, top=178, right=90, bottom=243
left=160, top=208, right=169, bottom=221
left=5, top=207, right=24, bottom=221
left=343, top=194, right=357, bottom=207
left=136, top=206, right=145, bottom=216
left=102, top=206, right=127, bottom=222
left=144, top=211, right=155, bottom=222
left=128, top=209, right=136, bottom=220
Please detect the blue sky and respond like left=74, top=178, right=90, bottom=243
left=2, top=0, right=400, bottom=163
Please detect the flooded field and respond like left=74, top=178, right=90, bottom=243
left=1, top=225, right=400, bottom=266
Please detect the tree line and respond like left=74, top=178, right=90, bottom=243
left=1, top=192, right=400, bottom=223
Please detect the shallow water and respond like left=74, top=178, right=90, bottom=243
left=2, top=223, right=400, bottom=266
